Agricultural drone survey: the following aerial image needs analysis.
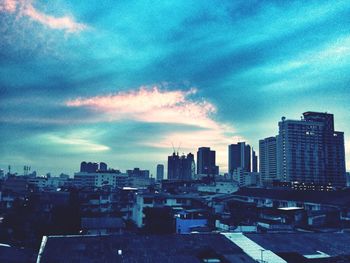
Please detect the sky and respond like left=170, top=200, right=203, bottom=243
left=1, top=0, right=350, bottom=176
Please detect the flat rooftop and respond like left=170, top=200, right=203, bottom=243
left=246, top=233, right=350, bottom=257
left=37, top=233, right=255, bottom=263
left=233, top=188, right=350, bottom=207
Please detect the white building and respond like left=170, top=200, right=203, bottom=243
left=132, top=193, right=199, bottom=227
left=197, top=181, right=239, bottom=194
left=232, top=168, right=260, bottom=187
left=277, top=112, right=346, bottom=187
left=259, top=136, right=278, bottom=185
left=74, top=172, right=129, bottom=188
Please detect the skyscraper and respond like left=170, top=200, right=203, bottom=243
left=156, top=164, right=164, bottom=181
left=197, top=147, right=219, bottom=175
left=182, top=153, right=195, bottom=180
left=252, top=149, right=258, bottom=173
left=168, top=152, right=180, bottom=180
left=277, top=112, right=346, bottom=187
left=168, top=152, right=195, bottom=180
left=259, top=137, right=277, bottom=185
left=99, top=162, right=107, bottom=171
left=228, top=142, right=252, bottom=174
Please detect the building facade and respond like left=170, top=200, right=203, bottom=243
left=156, top=164, right=164, bottom=181
left=197, top=147, right=219, bottom=175
left=277, top=112, right=346, bottom=187
left=228, top=142, right=252, bottom=174
left=259, top=136, right=278, bottom=185
left=168, top=152, right=195, bottom=180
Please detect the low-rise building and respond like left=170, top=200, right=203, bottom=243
left=81, top=217, right=125, bottom=235
left=175, top=209, right=209, bottom=234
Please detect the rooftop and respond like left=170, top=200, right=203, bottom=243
left=233, top=188, right=350, bottom=207
left=246, top=232, right=350, bottom=258
left=37, top=233, right=255, bottom=263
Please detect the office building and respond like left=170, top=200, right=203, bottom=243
left=259, top=137, right=278, bottom=185
left=252, top=149, right=258, bottom=172
left=228, top=142, right=252, bottom=174
left=277, top=112, right=346, bottom=187
left=197, top=147, right=219, bottom=175
left=156, top=164, right=164, bottom=181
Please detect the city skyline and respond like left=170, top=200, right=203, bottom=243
left=1, top=1, right=350, bottom=176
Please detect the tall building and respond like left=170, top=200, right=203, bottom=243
left=259, top=137, right=277, bottom=185
left=228, top=142, right=252, bottom=174
left=80, top=162, right=98, bottom=173
left=168, top=152, right=195, bottom=180
left=182, top=153, right=195, bottom=180
left=156, top=164, right=164, bottom=181
left=197, top=147, right=219, bottom=175
left=168, top=152, right=180, bottom=180
left=252, top=148, right=258, bottom=173
left=277, top=112, right=346, bottom=187
left=99, top=162, right=107, bottom=171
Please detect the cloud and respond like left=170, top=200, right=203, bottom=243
left=41, top=130, right=110, bottom=153
left=66, top=86, right=219, bottom=128
left=0, top=0, right=87, bottom=33
left=66, top=86, right=244, bottom=172
left=0, top=0, right=16, bottom=12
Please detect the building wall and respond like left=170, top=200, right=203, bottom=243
left=176, top=218, right=208, bottom=233
left=228, top=142, right=253, bottom=174
left=197, top=147, right=218, bottom=175
left=259, top=137, right=278, bottom=185
left=156, top=164, right=164, bottom=181
left=277, top=112, right=346, bottom=187
left=74, top=172, right=129, bottom=188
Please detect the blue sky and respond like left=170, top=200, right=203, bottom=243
left=1, top=0, right=349, bottom=176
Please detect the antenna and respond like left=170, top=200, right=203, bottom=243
left=171, top=142, right=175, bottom=154
left=177, top=142, right=182, bottom=155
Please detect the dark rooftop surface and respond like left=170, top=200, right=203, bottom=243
left=234, top=188, right=350, bottom=206
left=81, top=217, right=125, bottom=229
left=0, top=246, right=36, bottom=263
left=38, top=233, right=255, bottom=263
left=246, top=233, right=350, bottom=256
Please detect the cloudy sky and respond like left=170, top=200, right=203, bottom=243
left=1, top=0, right=350, bottom=176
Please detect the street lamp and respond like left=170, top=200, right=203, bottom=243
left=260, top=249, right=265, bottom=263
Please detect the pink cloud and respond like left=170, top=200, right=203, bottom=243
left=66, top=86, right=244, bottom=172
left=0, top=0, right=87, bottom=33
left=0, top=0, right=17, bottom=13
left=66, top=86, right=218, bottom=128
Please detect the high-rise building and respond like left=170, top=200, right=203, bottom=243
left=277, top=112, right=346, bottom=187
left=168, top=152, right=195, bottom=180
left=168, top=152, right=180, bottom=180
left=99, top=162, right=107, bottom=171
left=182, top=153, right=195, bottom=180
left=228, top=142, right=252, bottom=174
left=197, top=147, right=219, bottom=175
left=259, top=137, right=277, bottom=185
left=252, top=149, right=258, bottom=172
left=80, top=162, right=99, bottom=173
left=156, top=164, right=164, bottom=181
